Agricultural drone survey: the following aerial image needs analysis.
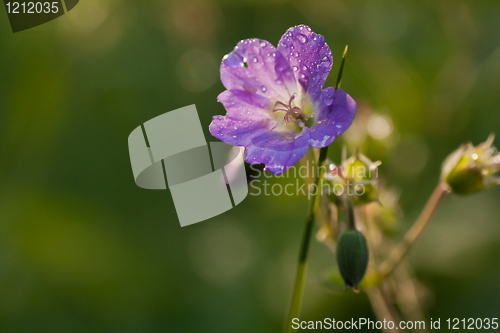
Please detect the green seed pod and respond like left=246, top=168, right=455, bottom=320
left=336, top=229, right=369, bottom=292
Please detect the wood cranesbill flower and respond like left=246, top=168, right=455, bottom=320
left=209, top=25, right=357, bottom=175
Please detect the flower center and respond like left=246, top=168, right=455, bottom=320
left=271, top=94, right=315, bottom=131
left=272, top=94, right=302, bottom=123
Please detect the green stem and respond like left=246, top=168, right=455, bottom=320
left=377, top=183, right=450, bottom=281
left=283, top=147, right=329, bottom=333
left=283, top=45, right=348, bottom=332
left=346, top=197, right=356, bottom=230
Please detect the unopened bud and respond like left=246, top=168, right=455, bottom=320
left=336, top=229, right=369, bottom=292
left=441, top=134, right=500, bottom=195
left=343, top=149, right=381, bottom=206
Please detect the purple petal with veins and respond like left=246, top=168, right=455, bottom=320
left=244, top=129, right=310, bottom=175
left=309, top=88, right=357, bottom=148
left=277, top=24, right=333, bottom=101
left=220, top=39, right=295, bottom=103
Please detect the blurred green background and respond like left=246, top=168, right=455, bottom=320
left=1, top=0, right=500, bottom=332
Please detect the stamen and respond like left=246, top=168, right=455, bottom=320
left=273, top=108, right=288, bottom=113
left=274, top=101, right=288, bottom=108
left=271, top=93, right=303, bottom=126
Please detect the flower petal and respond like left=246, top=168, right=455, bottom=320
left=277, top=24, right=332, bottom=100
left=209, top=90, right=275, bottom=146
left=244, top=129, right=310, bottom=175
left=308, top=88, right=357, bottom=148
left=220, top=38, right=296, bottom=104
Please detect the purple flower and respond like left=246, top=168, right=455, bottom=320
left=209, top=24, right=357, bottom=175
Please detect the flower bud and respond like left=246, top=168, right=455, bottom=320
left=331, top=148, right=381, bottom=206
left=344, top=153, right=380, bottom=205
left=441, top=134, right=500, bottom=195
left=336, top=229, right=369, bottom=291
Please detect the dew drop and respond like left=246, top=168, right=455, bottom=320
left=260, top=41, right=266, bottom=47
left=325, top=95, right=334, bottom=106
left=302, top=65, right=308, bottom=71
left=252, top=57, right=258, bottom=63
left=272, top=52, right=276, bottom=57
left=234, top=126, right=238, bottom=130
left=297, top=34, right=307, bottom=44
left=276, top=79, right=283, bottom=85
left=293, top=52, right=299, bottom=57
left=261, top=85, right=267, bottom=92
left=292, top=66, right=298, bottom=72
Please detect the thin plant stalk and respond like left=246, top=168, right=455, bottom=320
left=283, top=46, right=348, bottom=332
left=377, top=182, right=450, bottom=281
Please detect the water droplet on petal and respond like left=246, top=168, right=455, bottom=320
left=276, top=79, right=283, bottom=85
left=260, top=41, right=266, bottom=47
left=302, top=65, right=308, bottom=71
left=272, top=52, right=276, bottom=57
left=293, top=52, right=299, bottom=57
left=297, top=34, right=307, bottom=44
left=261, top=85, right=267, bottom=92
left=325, top=95, right=334, bottom=106
left=292, top=66, right=298, bottom=72
left=252, top=57, right=258, bottom=63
